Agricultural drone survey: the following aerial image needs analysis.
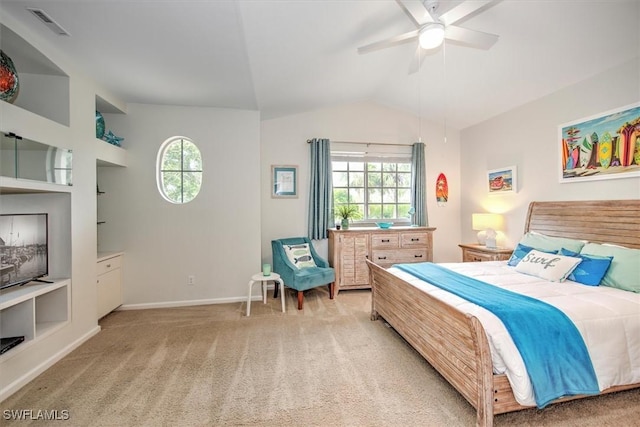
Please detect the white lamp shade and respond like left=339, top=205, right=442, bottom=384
left=419, top=23, right=445, bottom=50
left=472, top=213, right=503, bottom=231
left=472, top=213, right=503, bottom=247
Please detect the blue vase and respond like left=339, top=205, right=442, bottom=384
left=96, top=111, right=105, bottom=139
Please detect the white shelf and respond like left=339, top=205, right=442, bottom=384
left=0, top=176, right=73, bottom=194
left=35, top=321, right=63, bottom=337
left=1, top=24, right=70, bottom=128
left=0, top=279, right=70, bottom=358
left=95, top=138, right=128, bottom=167
left=98, top=251, right=125, bottom=263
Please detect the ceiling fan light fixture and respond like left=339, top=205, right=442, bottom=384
left=419, top=23, right=445, bottom=50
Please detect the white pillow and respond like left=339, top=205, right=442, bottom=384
left=283, top=243, right=317, bottom=269
left=515, top=249, right=582, bottom=282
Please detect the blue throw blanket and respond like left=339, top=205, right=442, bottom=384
left=395, top=263, right=599, bottom=408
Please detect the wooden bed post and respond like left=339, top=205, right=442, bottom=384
left=471, top=316, right=495, bottom=427
left=369, top=258, right=379, bottom=320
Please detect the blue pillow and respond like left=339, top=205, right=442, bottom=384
left=507, top=243, right=557, bottom=266
left=560, top=248, right=613, bottom=286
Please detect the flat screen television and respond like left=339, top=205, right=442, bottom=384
left=0, top=213, right=49, bottom=290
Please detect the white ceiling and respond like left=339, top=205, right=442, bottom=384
left=1, top=0, right=639, bottom=130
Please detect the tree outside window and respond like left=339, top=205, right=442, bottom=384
left=332, top=159, right=411, bottom=224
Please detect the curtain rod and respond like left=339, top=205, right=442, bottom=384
left=307, top=139, right=411, bottom=147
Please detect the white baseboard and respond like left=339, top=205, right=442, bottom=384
left=0, top=326, right=101, bottom=403
left=118, top=294, right=268, bottom=311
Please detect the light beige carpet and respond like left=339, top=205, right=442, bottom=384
left=1, top=287, right=639, bottom=426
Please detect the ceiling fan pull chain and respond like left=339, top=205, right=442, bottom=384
left=443, top=40, right=447, bottom=144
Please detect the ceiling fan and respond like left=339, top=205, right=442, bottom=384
left=358, top=0, right=500, bottom=72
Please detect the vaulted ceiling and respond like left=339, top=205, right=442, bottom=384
left=1, top=0, right=638, bottom=130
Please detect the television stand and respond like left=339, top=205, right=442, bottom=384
left=0, top=279, right=70, bottom=358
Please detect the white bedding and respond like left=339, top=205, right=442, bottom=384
left=387, top=261, right=640, bottom=407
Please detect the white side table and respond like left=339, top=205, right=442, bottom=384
left=246, top=272, right=285, bottom=316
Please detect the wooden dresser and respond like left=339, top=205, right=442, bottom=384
left=328, top=227, right=435, bottom=294
left=458, top=243, right=513, bottom=262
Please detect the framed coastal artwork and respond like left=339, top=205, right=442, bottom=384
left=559, top=102, right=640, bottom=183
left=271, top=165, right=298, bottom=198
left=487, top=166, right=517, bottom=194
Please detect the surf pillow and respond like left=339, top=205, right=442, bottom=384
left=559, top=248, right=613, bottom=286
left=580, top=243, right=640, bottom=293
left=518, top=231, right=586, bottom=254
left=507, top=243, right=557, bottom=267
left=515, top=249, right=582, bottom=282
left=283, top=243, right=317, bottom=269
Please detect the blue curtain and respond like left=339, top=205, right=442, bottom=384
left=411, top=142, right=427, bottom=226
left=308, top=138, right=333, bottom=240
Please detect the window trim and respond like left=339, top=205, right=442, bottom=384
left=331, top=156, right=412, bottom=226
left=156, top=136, right=203, bottom=204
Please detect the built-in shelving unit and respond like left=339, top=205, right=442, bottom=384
left=95, top=94, right=127, bottom=254
left=0, top=21, right=73, bottom=364
left=0, top=279, right=70, bottom=358
left=95, top=95, right=128, bottom=168
left=0, top=24, right=70, bottom=127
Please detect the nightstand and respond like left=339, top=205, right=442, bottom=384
left=459, top=243, right=513, bottom=262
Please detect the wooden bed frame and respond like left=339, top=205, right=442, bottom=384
left=368, top=200, right=640, bottom=427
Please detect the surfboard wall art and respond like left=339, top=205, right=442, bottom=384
left=436, top=173, right=448, bottom=206
left=559, top=102, right=640, bottom=183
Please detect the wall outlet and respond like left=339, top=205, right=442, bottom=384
left=187, top=275, right=195, bottom=285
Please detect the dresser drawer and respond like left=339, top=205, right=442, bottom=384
left=371, top=249, right=428, bottom=266
left=371, top=233, right=399, bottom=249
left=462, top=250, right=495, bottom=262
left=459, top=244, right=513, bottom=262
left=400, top=232, right=430, bottom=248
left=97, top=256, right=122, bottom=275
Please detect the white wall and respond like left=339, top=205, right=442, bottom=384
left=460, top=59, right=640, bottom=248
left=98, top=104, right=261, bottom=306
left=260, top=101, right=462, bottom=263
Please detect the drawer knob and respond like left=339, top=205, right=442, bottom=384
left=411, top=238, right=419, bottom=242
left=378, top=256, right=387, bottom=260
left=414, top=254, right=423, bottom=258
left=106, top=264, right=111, bottom=268
left=382, top=239, right=390, bottom=243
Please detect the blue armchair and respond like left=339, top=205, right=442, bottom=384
left=271, top=237, right=335, bottom=310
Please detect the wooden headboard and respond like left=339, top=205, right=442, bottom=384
left=524, top=200, right=640, bottom=249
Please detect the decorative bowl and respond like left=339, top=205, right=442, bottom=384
left=376, top=222, right=393, bottom=229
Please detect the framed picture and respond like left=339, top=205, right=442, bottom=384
left=271, top=165, right=298, bottom=198
left=487, top=166, right=517, bottom=194
left=559, top=102, right=640, bottom=183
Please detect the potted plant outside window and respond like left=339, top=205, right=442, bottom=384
left=336, top=205, right=361, bottom=230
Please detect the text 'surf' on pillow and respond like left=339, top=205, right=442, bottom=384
left=515, top=249, right=582, bottom=282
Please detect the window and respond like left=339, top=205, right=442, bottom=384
left=332, top=158, right=412, bottom=224
left=156, top=136, right=202, bottom=204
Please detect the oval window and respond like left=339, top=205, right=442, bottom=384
left=156, top=136, right=203, bottom=204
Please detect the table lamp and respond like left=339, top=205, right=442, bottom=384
left=472, top=213, right=503, bottom=248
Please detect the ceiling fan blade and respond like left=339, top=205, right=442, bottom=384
left=357, top=29, right=420, bottom=54
left=439, top=0, right=500, bottom=27
left=444, top=26, right=499, bottom=50
left=395, top=0, right=434, bottom=27
left=408, top=45, right=427, bottom=74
